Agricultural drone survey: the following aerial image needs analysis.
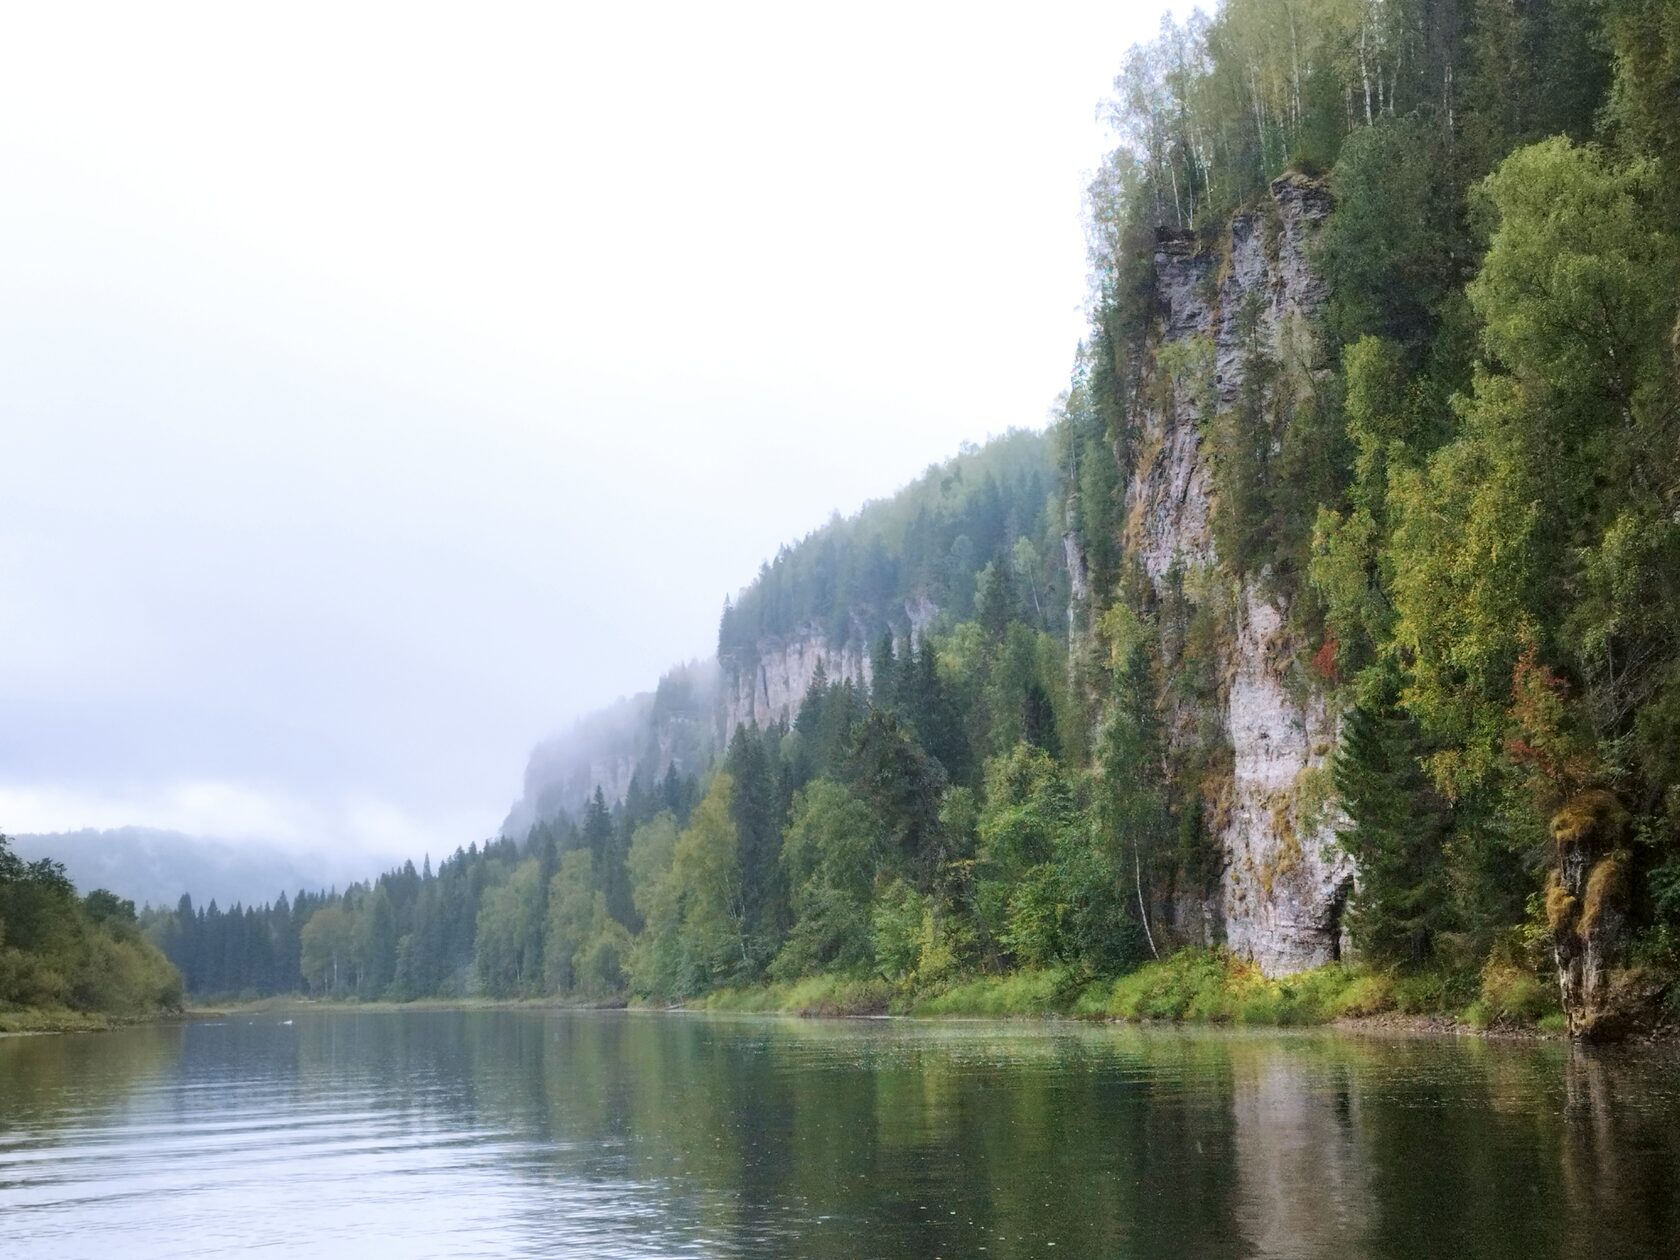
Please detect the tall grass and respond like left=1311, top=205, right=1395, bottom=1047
left=699, top=975, right=891, bottom=1016
left=1079, top=950, right=1396, bottom=1025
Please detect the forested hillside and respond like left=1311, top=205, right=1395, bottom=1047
left=718, top=428, right=1061, bottom=660
left=136, top=0, right=1680, bottom=1039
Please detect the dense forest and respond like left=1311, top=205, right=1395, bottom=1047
left=36, top=0, right=1680, bottom=1039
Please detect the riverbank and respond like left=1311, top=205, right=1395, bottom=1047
left=188, top=994, right=630, bottom=1019
left=50, top=949, right=1670, bottom=1043
left=694, top=950, right=1582, bottom=1038
left=0, top=1005, right=194, bottom=1036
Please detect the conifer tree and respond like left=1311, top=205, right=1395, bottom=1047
left=1332, top=676, right=1454, bottom=964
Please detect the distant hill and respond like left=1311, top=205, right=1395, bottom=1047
left=10, top=828, right=353, bottom=910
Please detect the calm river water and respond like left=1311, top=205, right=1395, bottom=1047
left=2, top=1010, right=1678, bottom=1258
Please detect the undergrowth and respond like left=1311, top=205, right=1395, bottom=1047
left=687, top=947, right=1567, bottom=1032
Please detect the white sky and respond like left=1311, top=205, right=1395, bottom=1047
left=0, top=0, right=1176, bottom=866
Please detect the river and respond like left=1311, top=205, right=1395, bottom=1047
left=1, top=1010, right=1677, bottom=1257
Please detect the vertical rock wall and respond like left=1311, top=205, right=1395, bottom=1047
left=716, top=596, right=940, bottom=739
left=1103, top=172, right=1355, bottom=975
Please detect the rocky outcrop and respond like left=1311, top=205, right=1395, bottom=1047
left=718, top=627, right=871, bottom=739
left=505, top=590, right=950, bottom=834
left=1087, top=172, right=1354, bottom=975
left=1545, top=790, right=1657, bottom=1039
left=1220, top=590, right=1352, bottom=973
left=717, top=597, right=939, bottom=738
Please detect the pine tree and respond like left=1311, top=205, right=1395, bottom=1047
left=1332, top=682, right=1455, bottom=964
left=725, top=724, right=786, bottom=976
left=581, top=788, right=613, bottom=864
left=868, top=632, right=898, bottom=712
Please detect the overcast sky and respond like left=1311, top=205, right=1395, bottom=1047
left=1, top=1, right=1175, bottom=866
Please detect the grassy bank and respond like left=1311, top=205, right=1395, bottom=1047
left=696, top=976, right=894, bottom=1017
left=695, top=949, right=1569, bottom=1034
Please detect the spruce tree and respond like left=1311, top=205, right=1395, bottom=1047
left=725, top=724, right=786, bottom=976
left=1332, top=680, right=1454, bottom=964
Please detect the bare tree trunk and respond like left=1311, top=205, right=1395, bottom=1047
left=1287, top=2, right=1303, bottom=128
left=1359, top=17, right=1374, bottom=124
left=1134, top=839, right=1159, bottom=960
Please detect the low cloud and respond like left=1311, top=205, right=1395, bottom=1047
left=0, top=779, right=481, bottom=870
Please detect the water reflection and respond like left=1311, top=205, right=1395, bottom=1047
left=1, top=1012, right=1677, bottom=1258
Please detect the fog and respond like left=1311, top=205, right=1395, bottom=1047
left=1, top=1, right=1174, bottom=867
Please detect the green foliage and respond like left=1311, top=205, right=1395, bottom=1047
left=627, top=812, right=678, bottom=913
left=697, top=974, right=892, bottom=1016
left=970, top=743, right=1147, bottom=974
left=1390, top=138, right=1680, bottom=802
left=1604, top=0, right=1680, bottom=217
left=843, top=709, right=948, bottom=884
left=631, top=774, right=746, bottom=999
left=1094, top=950, right=1393, bottom=1026
left=771, top=780, right=880, bottom=981
left=717, top=430, right=1060, bottom=661
left=870, top=879, right=927, bottom=984
left=474, top=860, right=546, bottom=998
left=543, top=851, right=597, bottom=994
left=1320, top=117, right=1467, bottom=352
left=726, top=725, right=787, bottom=978
left=0, top=836, right=182, bottom=1018
left=911, top=967, right=1084, bottom=1017
left=300, top=903, right=353, bottom=996
left=1333, top=671, right=1455, bottom=964
left=1464, top=957, right=1559, bottom=1028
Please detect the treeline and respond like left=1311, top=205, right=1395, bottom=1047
left=718, top=429, right=1059, bottom=661
left=0, top=833, right=182, bottom=1019
left=153, top=610, right=1081, bottom=1002
left=145, top=768, right=703, bottom=1000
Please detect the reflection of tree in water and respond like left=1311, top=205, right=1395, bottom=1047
left=327, top=1015, right=1680, bottom=1260
left=16, top=1014, right=1680, bottom=1260
left=462, top=1016, right=1266, bottom=1258
left=0, top=1024, right=184, bottom=1131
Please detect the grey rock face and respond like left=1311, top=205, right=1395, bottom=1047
left=1117, top=173, right=1353, bottom=975
left=1219, top=589, right=1353, bottom=973
left=501, top=660, right=718, bottom=836
left=718, top=628, right=871, bottom=738
left=716, top=597, right=939, bottom=738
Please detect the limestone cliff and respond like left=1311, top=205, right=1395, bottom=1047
left=503, top=598, right=942, bottom=835
left=1078, top=172, right=1354, bottom=975
left=717, top=596, right=939, bottom=737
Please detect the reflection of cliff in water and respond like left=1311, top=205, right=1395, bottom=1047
left=1228, top=1039, right=1372, bottom=1259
